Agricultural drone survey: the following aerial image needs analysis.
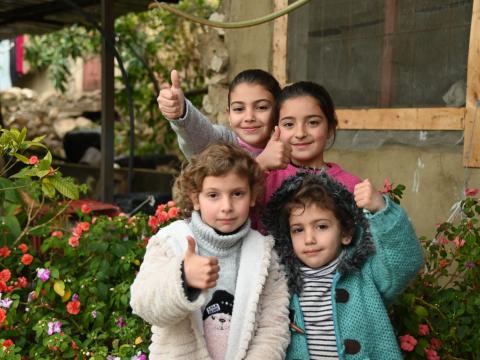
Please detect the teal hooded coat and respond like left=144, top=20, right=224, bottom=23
left=262, top=173, right=424, bottom=360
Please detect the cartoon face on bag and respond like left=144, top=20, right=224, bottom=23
left=289, top=203, right=352, bottom=268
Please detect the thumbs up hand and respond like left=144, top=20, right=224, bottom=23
left=256, top=126, right=292, bottom=170
left=157, top=69, right=186, bottom=119
left=183, top=236, right=220, bottom=290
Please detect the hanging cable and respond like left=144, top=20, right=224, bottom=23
left=149, top=0, right=311, bottom=28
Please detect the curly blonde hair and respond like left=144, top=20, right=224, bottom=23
left=173, top=142, right=265, bottom=218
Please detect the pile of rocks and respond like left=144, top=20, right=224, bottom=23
left=0, top=87, right=101, bottom=158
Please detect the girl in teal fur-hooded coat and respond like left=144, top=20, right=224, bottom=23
left=262, top=172, right=424, bottom=360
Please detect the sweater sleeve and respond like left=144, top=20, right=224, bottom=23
left=129, top=233, right=206, bottom=327
left=364, top=196, right=424, bottom=304
left=168, top=99, right=237, bottom=159
left=245, top=251, right=291, bottom=360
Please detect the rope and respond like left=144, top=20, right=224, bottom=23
left=149, top=0, right=311, bottom=29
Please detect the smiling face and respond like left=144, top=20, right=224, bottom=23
left=192, top=171, right=255, bottom=233
left=228, top=83, right=275, bottom=149
left=289, top=203, right=352, bottom=268
left=278, top=95, right=332, bottom=168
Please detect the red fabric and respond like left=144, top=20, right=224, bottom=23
left=15, top=36, right=24, bottom=75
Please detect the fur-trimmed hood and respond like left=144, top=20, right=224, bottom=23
left=262, top=172, right=375, bottom=294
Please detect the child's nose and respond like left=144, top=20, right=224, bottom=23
left=294, top=124, right=307, bottom=138
left=221, top=198, right=233, bottom=211
left=244, top=107, right=256, bottom=122
left=304, top=229, right=316, bottom=245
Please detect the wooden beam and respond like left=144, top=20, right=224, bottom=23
left=464, top=0, right=480, bottom=167
left=337, top=107, right=465, bottom=130
left=272, top=0, right=288, bottom=86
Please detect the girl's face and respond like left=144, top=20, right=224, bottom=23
left=289, top=203, right=351, bottom=268
left=278, top=96, right=332, bottom=168
left=228, top=83, right=275, bottom=149
left=192, top=171, right=255, bottom=233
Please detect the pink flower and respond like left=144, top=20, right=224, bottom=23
left=436, top=235, right=449, bottom=245
left=51, top=230, right=63, bottom=238
left=116, top=316, right=126, bottom=327
left=29, top=155, right=39, bottom=165
left=381, top=178, right=393, bottom=194
left=47, top=321, right=62, bottom=335
left=464, top=188, right=479, bottom=197
left=17, top=276, right=27, bottom=288
left=167, top=200, right=175, bottom=208
left=425, top=347, right=441, bottom=360
left=68, top=236, right=80, bottom=248
left=81, top=203, right=92, bottom=214
left=399, top=334, right=417, bottom=352
left=453, top=236, right=465, bottom=248
left=78, top=222, right=90, bottom=232
left=155, top=204, right=165, bottom=216
left=158, top=211, right=169, bottom=224
left=418, top=324, right=429, bottom=336
left=37, top=268, right=50, bottom=282
left=148, top=216, right=159, bottom=231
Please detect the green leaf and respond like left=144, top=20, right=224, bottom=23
left=414, top=305, right=429, bottom=319
left=0, top=215, right=21, bottom=238
left=48, top=175, right=79, bottom=199
left=42, top=179, right=56, bottom=198
left=12, top=153, right=30, bottom=164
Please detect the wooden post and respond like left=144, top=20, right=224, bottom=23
left=464, top=0, right=480, bottom=167
left=272, top=0, right=288, bottom=85
left=100, top=0, right=115, bottom=202
left=379, top=0, right=396, bottom=107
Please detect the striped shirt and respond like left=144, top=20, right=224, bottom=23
left=299, top=257, right=340, bottom=359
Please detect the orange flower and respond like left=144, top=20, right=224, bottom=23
left=68, top=236, right=80, bottom=248
left=21, top=254, right=33, bottom=265
left=18, top=243, right=28, bottom=253
left=66, top=300, right=81, bottom=315
left=51, top=230, right=63, bottom=238
left=168, top=207, right=179, bottom=219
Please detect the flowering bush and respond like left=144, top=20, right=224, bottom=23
left=389, top=185, right=480, bottom=359
left=0, top=127, right=182, bottom=358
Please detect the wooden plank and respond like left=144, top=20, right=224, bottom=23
left=337, top=107, right=465, bottom=130
left=272, top=0, right=288, bottom=86
left=464, top=0, right=480, bottom=167
left=379, top=0, right=396, bottom=107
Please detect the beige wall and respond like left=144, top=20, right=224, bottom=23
left=327, top=146, right=480, bottom=239
left=222, top=0, right=274, bottom=77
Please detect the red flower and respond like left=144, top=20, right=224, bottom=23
left=0, top=281, right=6, bottom=292
left=28, top=155, right=39, bottom=165
left=21, top=254, right=33, bottom=265
left=418, top=324, right=429, bottom=336
left=17, top=276, right=28, bottom=288
left=0, top=269, right=11, bottom=282
left=0, top=247, right=11, bottom=258
left=148, top=216, right=159, bottom=231
left=2, top=339, right=14, bottom=348
left=78, top=222, right=90, bottom=232
left=430, top=338, right=442, bottom=350
left=425, top=347, right=441, bottom=360
left=399, top=334, right=417, bottom=352
left=0, top=308, right=6, bottom=324
left=70, top=340, right=79, bottom=350
left=381, top=178, right=393, bottom=194
left=18, top=243, right=28, bottom=253
left=453, top=236, right=465, bottom=248
left=66, top=300, right=81, bottom=315
left=51, top=230, right=63, bottom=238
left=81, top=203, right=91, bottom=214
left=155, top=204, right=165, bottom=216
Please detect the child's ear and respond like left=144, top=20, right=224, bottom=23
left=341, top=232, right=353, bottom=246
left=190, top=193, right=200, bottom=211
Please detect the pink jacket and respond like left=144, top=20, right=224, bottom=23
left=263, top=162, right=361, bottom=206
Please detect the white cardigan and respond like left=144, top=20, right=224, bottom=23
left=130, top=220, right=290, bottom=359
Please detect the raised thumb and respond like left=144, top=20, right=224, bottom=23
left=272, top=126, right=280, bottom=141
left=171, top=69, right=181, bottom=91
left=185, top=235, right=196, bottom=255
